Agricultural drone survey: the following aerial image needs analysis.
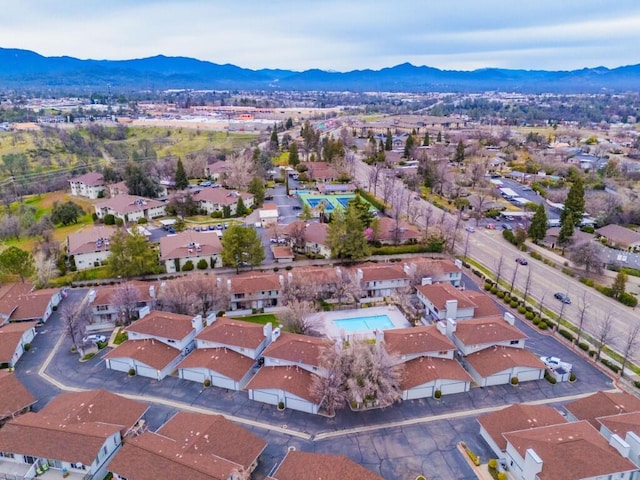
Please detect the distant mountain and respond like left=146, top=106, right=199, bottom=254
left=1, top=47, right=639, bottom=93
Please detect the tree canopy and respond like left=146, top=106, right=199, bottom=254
left=454, top=140, right=465, bottom=163
left=125, top=162, right=161, bottom=198
left=221, top=225, right=265, bottom=272
left=248, top=177, right=265, bottom=206
left=0, top=246, right=35, bottom=282
left=51, top=200, right=84, bottom=226
left=528, top=203, right=548, bottom=242
left=174, top=158, right=189, bottom=190
left=107, top=230, right=158, bottom=278
left=327, top=205, right=370, bottom=261
left=561, top=176, right=585, bottom=226
left=288, top=142, right=300, bottom=166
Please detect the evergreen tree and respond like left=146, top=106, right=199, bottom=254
left=611, top=271, right=628, bottom=299
left=235, top=197, right=248, bottom=217
left=454, top=140, right=465, bottom=164
left=288, top=143, right=300, bottom=166
left=423, top=131, right=430, bottom=146
left=385, top=129, right=393, bottom=151
left=347, top=194, right=375, bottom=228
left=557, top=212, right=575, bottom=254
left=221, top=225, right=265, bottom=273
left=403, top=134, right=415, bottom=158
left=270, top=128, right=279, bottom=150
left=0, top=246, right=35, bottom=282
left=248, top=177, right=265, bottom=206
left=174, top=158, right=189, bottom=190
left=437, top=131, right=442, bottom=143
left=285, top=117, right=293, bottom=129
left=528, top=203, right=548, bottom=242
left=326, top=208, right=370, bottom=261
left=561, top=176, right=585, bottom=226
left=107, top=230, right=158, bottom=278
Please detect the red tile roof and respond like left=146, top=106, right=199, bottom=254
left=597, top=411, right=640, bottom=439
left=0, top=371, right=36, bottom=420
left=401, top=357, right=472, bottom=390
left=356, top=262, right=408, bottom=282
left=0, top=322, right=36, bottom=363
left=271, top=451, right=383, bottom=480
left=245, top=366, right=320, bottom=404
left=227, top=272, right=281, bottom=294
left=463, top=291, right=501, bottom=318
left=453, top=316, right=527, bottom=346
left=565, top=391, right=640, bottom=429
left=70, top=172, right=104, bottom=186
left=105, top=339, right=181, bottom=370
left=9, top=289, right=59, bottom=322
left=96, top=194, right=165, bottom=215
left=383, top=325, right=456, bottom=357
left=417, top=283, right=476, bottom=310
left=503, top=420, right=638, bottom=480
left=197, top=317, right=267, bottom=350
left=177, top=348, right=254, bottom=381
left=464, top=346, right=544, bottom=377
left=66, top=225, right=118, bottom=256
left=0, top=283, right=33, bottom=318
left=272, top=245, right=294, bottom=259
left=125, top=310, right=195, bottom=340
left=477, top=404, right=566, bottom=451
left=90, top=280, right=157, bottom=306
left=262, top=332, right=332, bottom=367
left=159, top=230, right=222, bottom=260
left=195, top=188, right=253, bottom=206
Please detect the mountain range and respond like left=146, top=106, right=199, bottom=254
left=1, top=47, right=640, bottom=93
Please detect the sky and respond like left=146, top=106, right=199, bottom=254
left=1, top=1, right=640, bottom=72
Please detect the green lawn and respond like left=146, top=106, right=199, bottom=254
left=235, top=313, right=279, bottom=326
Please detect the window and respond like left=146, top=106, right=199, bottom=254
left=510, top=340, right=519, bottom=345
left=103, top=446, right=108, bottom=456
left=0, top=452, right=14, bottom=459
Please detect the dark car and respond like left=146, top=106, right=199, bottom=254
left=502, top=223, right=513, bottom=231
left=292, top=205, right=302, bottom=210
left=554, top=292, right=571, bottom=304
left=515, top=257, right=528, bottom=266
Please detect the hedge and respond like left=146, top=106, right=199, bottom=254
left=544, top=371, right=557, bottom=384
left=538, top=321, right=548, bottom=330
left=525, top=311, right=534, bottom=320
left=559, top=329, right=575, bottom=341
left=601, top=358, right=621, bottom=374
left=619, top=292, right=638, bottom=307
left=371, top=242, right=444, bottom=255
left=578, top=342, right=589, bottom=352
left=355, top=188, right=388, bottom=212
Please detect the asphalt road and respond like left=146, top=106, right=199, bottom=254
left=354, top=158, right=640, bottom=365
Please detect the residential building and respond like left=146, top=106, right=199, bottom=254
left=259, top=202, right=279, bottom=226
left=317, top=183, right=356, bottom=194
left=66, top=225, right=118, bottom=271
left=282, top=221, right=331, bottom=258
left=271, top=245, right=294, bottom=263
left=105, top=311, right=208, bottom=380
left=417, top=283, right=477, bottom=321
left=160, top=230, right=222, bottom=273
left=205, top=160, right=231, bottom=183
left=306, top=162, right=339, bottom=182
left=260, top=332, right=333, bottom=375
left=0, top=390, right=147, bottom=480
left=284, top=266, right=340, bottom=300
left=226, top=272, right=281, bottom=312
left=0, top=283, right=62, bottom=324
left=446, top=313, right=528, bottom=355
left=69, top=172, right=105, bottom=199
left=565, top=391, right=640, bottom=429
left=87, top=281, right=158, bottom=326
left=597, top=411, right=640, bottom=467
left=194, top=189, right=254, bottom=215
left=94, top=194, right=166, bottom=222
left=268, top=451, right=383, bottom=480
left=355, top=263, right=410, bottom=300
left=503, top=420, right=639, bottom=480
left=383, top=325, right=456, bottom=362
left=109, top=412, right=267, bottom=480
left=596, top=224, right=640, bottom=251
left=0, top=322, right=37, bottom=369
left=0, top=372, right=36, bottom=425
left=404, top=258, right=463, bottom=287
left=478, top=404, right=567, bottom=457
left=374, top=217, right=421, bottom=245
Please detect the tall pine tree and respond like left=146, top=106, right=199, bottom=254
left=404, top=134, right=415, bottom=158
left=557, top=211, right=575, bottom=255
left=454, top=140, right=465, bottom=164
left=528, top=203, right=548, bottom=243
left=174, top=158, right=189, bottom=190
left=423, top=131, right=430, bottom=146
left=561, top=176, right=585, bottom=226
left=288, top=143, right=300, bottom=166
left=385, top=129, right=393, bottom=151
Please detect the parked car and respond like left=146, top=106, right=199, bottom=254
left=554, top=292, right=571, bottom=304
left=515, top=257, right=528, bottom=266
left=486, top=223, right=496, bottom=230
left=502, top=223, right=513, bottom=231
left=199, top=181, right=212, bottom=187
left=208, top=225, right=216, bottom=231
left=292, top=205, right=302, bottom=210
left=83, top=335, right=107, bottom=344
left=216, top=223, right=223, bottom=230
left=465, top=225, right=475, bottom=233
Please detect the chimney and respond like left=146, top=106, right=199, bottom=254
left=192, top=314, right=203, bottom=332
left=87, top=289, right=96, bottom=303
left=421, top=277, right=432, bottom=286
left=356, top=268, right=363, bottom=281
left=504, top=312, right=515, bottom=325
left=263, top=322, right=273, bottom=339
left=436, top=321, right=447, bottom=336
left=271, top=326, right=281, bottom=343
left=609, top=434, right=631, bottom=459
left=149, top=285, right=156, bottom=299
left=523, top=449, right=543, bottom=478
left=446, top=318, right=457, bottom=335
left=445, top=300, right=458, bottom=320
left=138, top=306, right=150, bottom=319
left=374, top=329, right=384, bottom=344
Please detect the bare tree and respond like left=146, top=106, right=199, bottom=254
left=59, top=302, right=91, bottom=354
left=509, top=262, right=520, bottom=295
left=620, top=323, right=640, bottom=377
left=310, top=344, right=349, bottom=415
left=494, top=255, right=505, bottom=286
left=470, top=189, right=491, bottom=226
left=278, top=299, right=320, bottom=335
left=381, top=173, right=396, bottom=205
left=286, top=222, right=307, bottom=253
left=421, top=204, right=433, bottom=238
left=575, top=291, right=590, bottom=346
left=334, top=269, right=363, bottom=307
left=594, top=313, right=614, bottom=361
left=157, top=279, right=198, bottom=315
left=33, top=250, right=57, bottom=288
left=110, top=282, right=143, bottom=326
left=280, top=274, right=315, bottom=305
left=570, top=242, right=604, bottom=275
left=225, top=150, right=255, bottom=190
left=522, top=268, right=533, bottom=303
left=188, top=275, right=230, bottom=317
left=345, top=341, right=404, bottom=408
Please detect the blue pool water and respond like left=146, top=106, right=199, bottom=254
left=305, top=198, right=334, bottom=210
left=334, top=315, right=394, bottom=332
left=336, top=196, right=355, bottom=208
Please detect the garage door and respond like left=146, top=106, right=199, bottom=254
left=210, top=374, right=236, bottom=390
left=136, top=364, right=159, bottom=380
left=440, top=381, right=467, bottom=395
left=180, top=368, right=206, bottom=383
left=484, top=372, right=511, bottom=387
left=252, top=390, right=279, bottom=406
left=108, top=358, right=130, bottom=374
left=285, top=396, right=315, bottom=414
left=518, top=367, right=543, bottom=382
left=406, top=385, right=434, bottom=400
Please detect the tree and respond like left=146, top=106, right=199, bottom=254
left=528, top=203, right=548, bottom=242
left=494, top=255, right=505, bottom=285
left=347, top=193, right=375, bottom=228
left=278, top=299, right=320, bottom=335
left=611, top=271, right=627, bottom=299
left=269, top=128, right=279, bottom=151
left=110, top=282, right=143, bottom=326
left=620, top=323, right=640, bottom=377
left=575, top=291, right=590, bottom=346
left=436, top=131, right=442, bottom=143
left=235, top=197, right=248, bottom=217
left=561, top=176, right=585, bottom=226
left=422, top=131, right=430, bottom=146
left=107, top=230, right=158, bottom=278
left=59, top=302, right=91, bottom=354
left=310, top=345, right=349, bottom=415
left=0, top=246, right=35, bottom=282
left=51, top=201, right=84, bottom=226
left=403, top=134, right=415, bottom=158
left=594, top=313, right=614, bottom=361
left=454, top=140, right=465, bottom=164
left=157, top=278, right=198, bottom=315
left=288, top=142, right=300, bottom=167
left=174, top=158, right=189, bottom=190
left=300, top=203, right=313, bottom=221
left=221, top=225, right=265, bottom=272
left=557, top=212, right=575, bottom=254
left=285, top=117, right=293, bottom=129
left=248, top=176, right=265, bottom=206
left=34, top=250, right=57, bottom=288
left=326, top=208, right=370, bottom=261
left=569, top=242, right=603, bottom=274
left=124, top=162, right=161, bottom=198
left=385, top=129, right=393, bottom=151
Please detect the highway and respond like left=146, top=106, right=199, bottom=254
left=353, top=158, right=640, bottom=364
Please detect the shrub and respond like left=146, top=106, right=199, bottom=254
left=484, top=282, right=493, bottom=291
left=285, top=265, right=293, bottom=270
left=578, top=342, right=589, bottom=352
left=517, top=306, right=526, bottom=314
left=525, top=311, right=534, bottom=320
left=596, top=285, right=614, bottom=297
left=562, top=267, right=575, bottom=277
left=278, top=401, right=285, bottom=410
left=497, top=473, right=507, bottom=480
left=532, top=317, right=541, bottom=326
left=569, top=373, right=577, bottom=382
left=197, top=259, right=208, bottom=270
left=544, top=371, right=557, bottom=384
left=634, top=381, right=640, bottom=389
left=203, top=378, right=211, bottom=388
left=579, top=277, right=595, bottom=287
left=137, top=217, right=148, bottom=224
left=619, top=292, right=638, bottom=307
left=529, top=251, right=543, bottom=261
left=497, top=291, right=505, bottom=299
left=128, top=368, right=136, bottom=376
left=434, top=389, right=442, bottom=399
left=580, top=225, right=595, bottom=233
left=23, top=343, right=31, bottom=352
left=589, top=350, right=596, bottom=358
left=81, top=352, right=96, bottom=361
left=182, top=260, right=195, bottom=271
left=488, top=459, right=498, bottom=470
left=96, top=341, right=108, bottom=350
left=490, top=286, right=498, bottom=294
left=538, top=321, right=548, bottom=330
left=621, top=266, right=640, bottom=278
left=510, top=376, right=519, bottom=385
left=559, top=329, right=575, bottom=342
left=104, top=214, right=116, bottom=225
left=510, top=300, right=518, bottom=308
left=601, top=358, right=620, bottom=374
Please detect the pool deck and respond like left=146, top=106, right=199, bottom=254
left=312, top=305, right=411, bottom=340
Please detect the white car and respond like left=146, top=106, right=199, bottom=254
left=83, top=334, right=107, bottom=344
left=465, top=225, right=475, bottom=233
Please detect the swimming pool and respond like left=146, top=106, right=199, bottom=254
left=333, top=315, right=394, bottom=332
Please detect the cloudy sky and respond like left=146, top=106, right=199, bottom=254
left=2, top=1, right=639, bottom=72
